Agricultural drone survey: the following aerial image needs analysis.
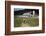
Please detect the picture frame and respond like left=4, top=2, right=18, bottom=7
left=5, top=1, right=45, bottom=35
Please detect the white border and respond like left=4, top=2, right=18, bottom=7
left=11, top=5, right=42, bottom=31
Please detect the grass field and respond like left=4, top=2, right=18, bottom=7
left=14, top=16, right=39, bottom=27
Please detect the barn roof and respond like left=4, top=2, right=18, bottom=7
left=14, top=9, right=39, bottom=15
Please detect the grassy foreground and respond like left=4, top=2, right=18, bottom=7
left=14, top=16, right=39, bottom=27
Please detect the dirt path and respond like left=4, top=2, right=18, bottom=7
left=21, top=23, right=30, bottom=27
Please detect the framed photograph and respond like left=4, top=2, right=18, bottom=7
left=5, top=1, right=45, bottom=35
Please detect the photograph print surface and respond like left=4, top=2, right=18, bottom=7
left=14, top=8, right=39, bottom=27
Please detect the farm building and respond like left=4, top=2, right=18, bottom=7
left=14, top=9, right=39, bottom=18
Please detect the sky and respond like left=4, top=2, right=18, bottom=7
left=14, top=8, right=25, bottom=11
